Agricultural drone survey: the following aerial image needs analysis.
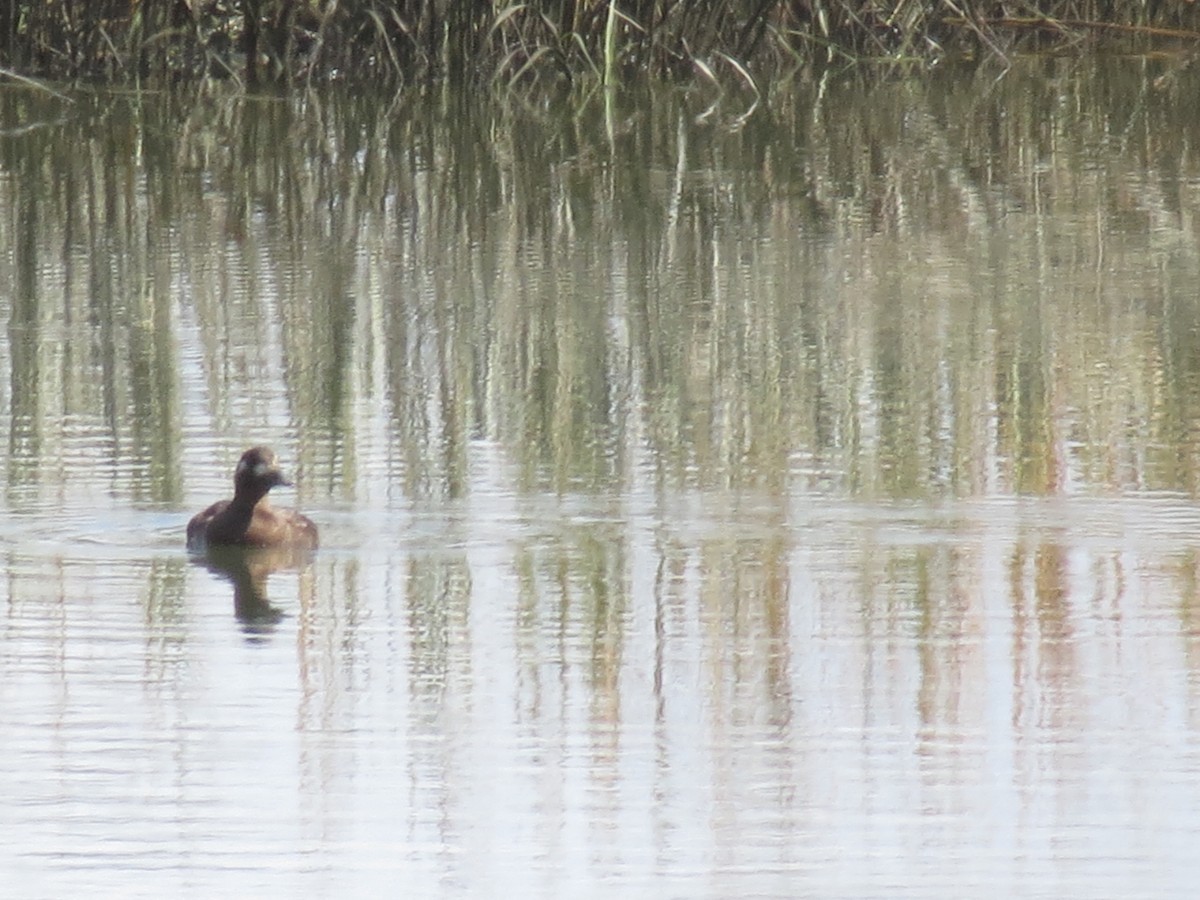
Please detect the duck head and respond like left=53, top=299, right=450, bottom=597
left=233, top=446, right=293, bottom=501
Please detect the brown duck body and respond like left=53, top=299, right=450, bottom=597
left=187, top=446, right=318, bottom=551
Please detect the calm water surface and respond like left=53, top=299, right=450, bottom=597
left=3, top=58, right=1200, bottom=897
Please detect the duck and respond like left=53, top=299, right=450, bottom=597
left=186, top=446, right=318, bottom=551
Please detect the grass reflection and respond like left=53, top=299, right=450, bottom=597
left=3, top=60, right=1200, bottom=896
left=1, top=62, right=1199, bottom=508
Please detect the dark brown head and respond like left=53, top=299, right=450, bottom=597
left=233, top=446, right=292, bottom=502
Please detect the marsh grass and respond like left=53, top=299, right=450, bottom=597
left=2, top=2, right=1199, bottom=89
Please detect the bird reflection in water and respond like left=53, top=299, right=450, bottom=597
left=191, top=543, right=315, bottom=635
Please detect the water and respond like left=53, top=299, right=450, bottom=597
left=3, top=58, right=1200, bottom=896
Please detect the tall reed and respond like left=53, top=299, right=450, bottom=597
left=1, top=2, right=1197, bottom=87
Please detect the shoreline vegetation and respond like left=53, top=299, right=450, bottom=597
left=1, top=2, right=1199, bottom=92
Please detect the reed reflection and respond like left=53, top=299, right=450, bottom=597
left=5, top=58, right=1200, bottom=898
left=2, top=68, right=1200, bottom=505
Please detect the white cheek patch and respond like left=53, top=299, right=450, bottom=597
left=236, top=458, right=250, bottom=478
left=253, top=462, right=272, bottom=477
